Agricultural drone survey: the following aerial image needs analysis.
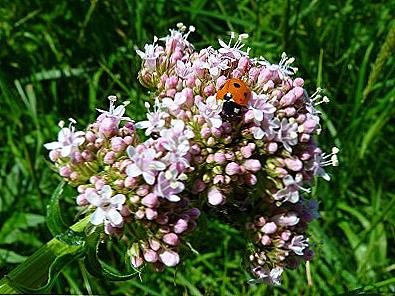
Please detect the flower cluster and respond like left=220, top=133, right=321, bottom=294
left=45, top=23, right=337, bottom=284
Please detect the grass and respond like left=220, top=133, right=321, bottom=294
left=1, top=0, right=395, bottom=294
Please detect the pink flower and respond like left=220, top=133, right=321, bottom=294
left=195, top=96, right=223, bottom=128
left=126, top=146, right=166, bottom=185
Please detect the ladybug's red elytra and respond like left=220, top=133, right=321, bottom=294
left=216, top=78, right=252, bottom=118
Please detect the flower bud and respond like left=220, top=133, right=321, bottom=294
left=111, top=137, right=126, bottom=152
left=144, top=249, right=159, bottom=263
left=142, top=193, right=159, bottom=208
left=174, top=218, right=189, bottom=234
left=225, top=162, right=240, bottom=175
left=85, top=131, right=96, bottom=143
left=244, top=159, right=261, bottom=172
left=208, top=186, right=224, bottom=205
left=162, top=233, right=179, bottom=246
left=49, top=150, right=60, bottom=162
left=59, top=166, right=71, bottom=177
left=261, top=222, right=277, bottom=234
left=159, top=250, right=180, bottom=267
left=145, top=208, right=158, bottom=220
left=76, top=194, right=88, bottom=206
left=99, top=117, right=119, bottom=137
left=104, top=151, right=116, bottom=164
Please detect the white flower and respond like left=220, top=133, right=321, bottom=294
left=154, top=167, right=187, bottom=202
left=249, top=266, right=283, bottom=285
left=288, top=235, right=309, bottom=255
left=195, top=96, right=223, bottom=128
left=257, top=52, right=298, bottom=79
left=248, top=92, right=276, bottom=122
left=160, top=120, right=194, bottom=166
left=175, top=60, right=194, bottom=79
left=135, top=99, right=167, bottom=136
left=135, top=36, right=163, bottom=71
left=126, top=146, right=166, bottom=185
left=87, top=185, right=126, bottom=227
left=218, top=32, right=250, bottom=59
left=44, top=119, right=85, bottom=157
left=96, top=95, right=132, bottom=122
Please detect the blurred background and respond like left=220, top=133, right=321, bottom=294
left=0, top=0, right=394, bottom=295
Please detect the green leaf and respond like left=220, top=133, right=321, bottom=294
left=46, top=181, right=85, bottom=246
left=84, top=230, right=138, bottom=281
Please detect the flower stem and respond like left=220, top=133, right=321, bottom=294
left=0, top=216, right=90, bottom=294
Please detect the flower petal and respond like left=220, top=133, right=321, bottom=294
left=90, top=208, right=106, bottom=225
left=126, top=164, right=142, bottom=177
left=107, top=208, right=123, bottom=226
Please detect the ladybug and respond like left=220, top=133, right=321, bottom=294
left=216, top=78, right=252, bottom=118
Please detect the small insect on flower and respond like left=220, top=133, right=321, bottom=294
left=216, top=78, right=252, bottom=119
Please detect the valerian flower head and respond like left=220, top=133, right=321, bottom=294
left=44, top=24, right=337, bottom=284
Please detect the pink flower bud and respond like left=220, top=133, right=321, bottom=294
left=159, top=250, right=180, bottom=267
left=59, top=166, right=71, bottom=177
left=162, top=233, right=179, bottom=246
left=49, top=150, right=60, bottom=161
left=99, top=117, right=118, bottom=137
left=85, top=131, right=96, bottom=143
left=244, top=159, right=261, bottom=172
left=211, top=127, right=222, bottom=137
left=174, top=219, right=188, bottom=234
left=213, top=175, right=225, bottom=185
left=281, top=230, right=292, bottom=241
left=280, top=91, right=296, bottom=107
left=76, top=194, right=88, bottom=205
left=285, top=158, right=303, bottom=171
left=123, top=136, right=134, bottom=145
left=104, top=151, right=116, bottom=164
left=208, top=186, right=224, bottom=206
left=261, top=222, right=277, bottom=234
left=293, top=78, right=304, bottom=87
left=206, top=154, right=214, bottom=164
left=296, top=114, right=306, bottom=123
left=213, top=152, right=226, bottom=164
left=136, top=185, right=149, bottom=197
left=245, top=173, right=257, bottom=185
left=111, top=137, right=126, bottom=152
left=131, top=256, right=144, bottom=268
left=284, top=107, right=296, bottom=116
left=303, top=119, right=317, bottom=133
left=149, top=239, right=161, bottom=251
left=81, top=150, right=93, bottom=161
left=144, top=249, right=158, bottom=262
left=200, top=127, right=211, bottom=139
left=124, top=176, right=137, bottom=188
left=95, top=179, right=105, bottom=190
left=225, top=162, right=240, bottom=175
left=135, top=210, right=145, bottom=219
left=204, top=84, right=215, bottom=96
left=248, top=67, right=260, bottom=83
left=190, top=144, right=201, bottom=155
left=261, top=235, right=272, bottom=245
left=145, top=208, right=158, bottom=220
left=300, top=133, right=310, bottom=142
left=240, top=146, right=252, bottom=158
left=141, top=193, right=159, bottom=208
left=231, top=69, right=242, bottom=79
left=265, top=142, right=277, bottom=154
left=207, top=137, right=216, bottom=146
left=238, top=56, right=249, bottom=72
left=216, top=75, right=227, bottom=90
left=114, top=179, right=124, bottom=188
left=193, top=179, right=206, bottom=193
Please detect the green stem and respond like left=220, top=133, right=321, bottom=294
left=0, top=216, right=89, bottom=294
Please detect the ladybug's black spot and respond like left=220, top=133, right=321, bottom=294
left=233, top=82, right=241, bottom=88
left=244, top=92, right=248, bottom=98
